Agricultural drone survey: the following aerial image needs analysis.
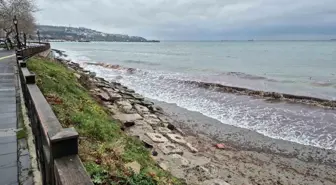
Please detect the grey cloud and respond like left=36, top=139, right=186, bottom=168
left=35, top=0, right=336, bottom=39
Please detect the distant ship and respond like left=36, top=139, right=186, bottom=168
left=248, top=39, right=254, bottom=42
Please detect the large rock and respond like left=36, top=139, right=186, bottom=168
left=108, top=92, right=122, bottom=101
left=125, top=161, right=141, bottom=174
left=113, top=113, right=142, bottom=123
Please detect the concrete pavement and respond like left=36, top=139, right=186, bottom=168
left=0, top=50, right=18, bottom=185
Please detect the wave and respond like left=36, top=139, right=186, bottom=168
left=84, top=62, right=336, bottom=108
left=123, top=60, right=160, bottom=66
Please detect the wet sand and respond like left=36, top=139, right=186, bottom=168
left=153, top=99, right=336, bottom=184
left=154, top=99, right=336, bottom=165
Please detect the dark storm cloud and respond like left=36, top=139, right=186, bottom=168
left=35, top=0, right=336, bottom=40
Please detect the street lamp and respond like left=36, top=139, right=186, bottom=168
left=37, top=30, right=40, bottom=44
left=13, top=16, right=21, bottom=49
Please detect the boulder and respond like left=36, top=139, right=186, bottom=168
left=89, top=72, right=96, bottom=78
left=144, top=117, right=161, bottom=126
left=125, top=161, right=141, bottom=174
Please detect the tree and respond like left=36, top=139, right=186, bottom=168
left=0, top=0, right=36, bottom=48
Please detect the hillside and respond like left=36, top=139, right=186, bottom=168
left=37, top=25, right=159, bottom=42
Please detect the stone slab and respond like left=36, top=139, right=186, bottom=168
left=158, top=143, right=183, bottom=155
left=166, top=134, right=187, bottom=145
left=146, top=133, right=168, bottom=143
left=113, top=113, right=142, bottom=123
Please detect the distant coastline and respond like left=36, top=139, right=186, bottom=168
left=38, top=25, right=160, bottom=43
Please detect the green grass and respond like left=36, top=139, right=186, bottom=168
left=27, top=57, right=184, bottom=185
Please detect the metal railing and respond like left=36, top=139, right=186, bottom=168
left=16, top=44, right=93, bottom=185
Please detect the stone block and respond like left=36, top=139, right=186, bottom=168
left=117, top=100, right=132, bottom=107
left=158, top=143, right=183, bottom=155
left=146, top=133, right=168, bottom=143
left=113, top=113, right=142, bottom=123
left=166, top=134, right=187, bottom=145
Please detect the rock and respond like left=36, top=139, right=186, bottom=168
left=134, top=120, right=147, bottom=126
left=74, top=73, right=81, bottom=79
left=146, top=133, right=168, bottom=143
left=171, top=154, right=190, bottom=167
left=158, top=162, right=169, bottom=171
left=108, top=92, right=122, bottom=101
left=98, top=92, right=110, bottom=101
left=187, top=165, right=212, bottom=181
left=166, top=134, right=187, bottom=145
left=158, top=115, right=171, bottom=123
left=158, top=143, right=183, bottom=155
left=143, top=114, right=158, bottom=119
left=131, top=93, right=145, bottom=101
left=125, top=161, right=141, bottom=174
left=157, top=127, right=172, bottom=134
left=134, top=104, right=149, bottom=115
left=113, top=113, right=142, bottom=123
left=117, top=100, right=132, bottom=107
left=140, top=100, right=154, bottom=107
left=124, top=122, right=135, bottom=128
left=186, top=143, right=198, bottom=153
left=152, top=150, right=158, bottom=156
left=167, top=123, right=176, bottom=130
left=201, top=179, right=230, bottom=185
left=125, top=88, right=135, bottom=93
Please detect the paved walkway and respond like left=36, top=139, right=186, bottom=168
left=0, top=50, right=18, bottom=185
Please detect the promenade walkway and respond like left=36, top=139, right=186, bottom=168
left=0, top=50, right=18, bottom=185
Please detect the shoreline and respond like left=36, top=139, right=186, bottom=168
left=52, top=51, right=336, bottom=185
left=83, top=60, right=336, bottom=109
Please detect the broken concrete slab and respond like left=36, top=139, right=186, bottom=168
left=186, top=143, right=198, bottom=153
left=158, top=143, right=183, bottom=155
left=166, top=134, right=187, bottom=145
left=134, top=104, right=149, bottom=115
left=97, top=91, right=110, bottom=101
left=143, top=114, right=158, bottom=119
left=113, top=113, right=142, bottom=123
left=171, top=154, right=190, bottom=167
left=157, top=127, right=172, bottom=134
left=146, top=133, right=168, bottom=143
left=144, top=117, right=161, bottom=126
left=116, top=100, right=132, bottom=107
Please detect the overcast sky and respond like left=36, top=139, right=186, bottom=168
left=35, top=0, right=336, bottom=40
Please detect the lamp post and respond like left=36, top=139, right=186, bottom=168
left=37, top=30, right=40, bottom=44
left=23, top=33, right=27, bottom=47
left=13, top=16, right=21, bottom=49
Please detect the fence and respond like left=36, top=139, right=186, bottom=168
left=16, top=44, right=93, bottom=185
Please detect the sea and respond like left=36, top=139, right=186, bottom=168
left=51, top=41, right=336, bottom=150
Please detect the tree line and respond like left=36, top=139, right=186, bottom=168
left=0, top=0, right=36, bottom=49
